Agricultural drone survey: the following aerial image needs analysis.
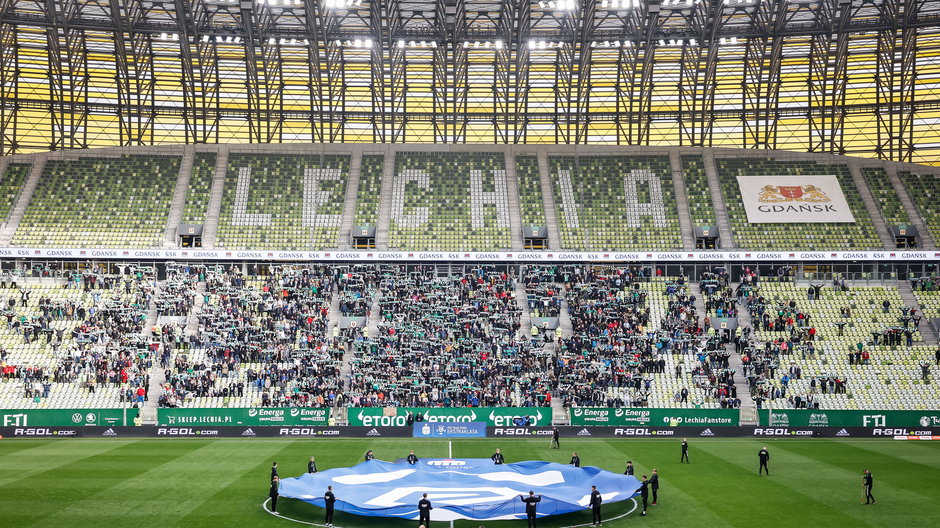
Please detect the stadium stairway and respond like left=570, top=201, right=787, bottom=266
left=559, top=294, right=573, bottom=338
left=848, top=161, right=896, bottom=249
left=186, top=281, right=206, bottom=336
left=0, top=153, right=45, bottom=246
left=337, top=151, right=363, bottom=250
left=201, top=146, right=229, bottom=249
left=886, top=164, right=938, bottom=249
left=670, top=151, right=696, bottom=250
left=161, top=146, right=195, bottom=248
left=374, top=151, right=395, bottom=249
left=536, top=151, right=562, bottom=250
left=701, top=150, right=734, bottom=249
left=503, top=154, right=525, bottom=251
left=141, top=280, right=165, bottom=425
left=326, top=282, right=342, bottom=342
left=898, top=281, right=939, bottom=344
left=731, top=286, right=759, bottom=425
left=515, top=281, right=533, bottom=340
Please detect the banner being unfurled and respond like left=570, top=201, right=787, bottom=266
left=735, top=175, right=856, bottom=223
left=278, top=458, right=640, bottom=521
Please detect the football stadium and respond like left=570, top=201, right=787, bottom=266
left=2, top=1, right=940, bottom=527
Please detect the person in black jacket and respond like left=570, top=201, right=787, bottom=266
left=308, top=456, right=317, bottom=474
left=636, top=475, right=650, bottom=516
left=520, top=491, right=541, bottom=527
left=680, top=439, right=689, bottom=463
left=863, top=470, right=876, bottom=504
left=624, top=460, right=634, bottom=476
left=407, top=450, right=419, bottom=465
left=269, top=477, right=281, bottom=514
left=491, top=448, right=505, bottom=465
left=589, top=485, right=602, bottom=526
left=550, top=426, right=560, bottom=449
left=570, top=452, right=580, bottom=467
left=418, top=492, right=433, bottom=526
left=271, top=462, right=279, bottom=480
left=365, top=449, right=375, bottom=461
left=324, top=485, right=337, bottom=526
left=758, top=446, right=770, bottom=476
left=650, top=469, right=659, bottom=505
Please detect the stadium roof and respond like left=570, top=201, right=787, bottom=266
left=1, top=0, right=939, bottom=164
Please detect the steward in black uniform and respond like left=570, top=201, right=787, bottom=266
left=550, top=426, right=560, bottom=449
left=271, top=462, right=279, bottom=480
left=491, top=448, right=505, bottom=465
left=624, top=460, right=634, bottom=476
left=269, top=477, right=280, bottom=513
left=589, top=485, right=602, bottom=526
left=520, top=491, right=542, bottom=527
left=863, top=470, right=876, bottom=504
left=407, top=450, right=419, bottom=465
left=324, top=485, right=337, bottom=526
left=308, top=456, right=317, bottom=474
left=650, top=469, right=660, bottom=505
left=365, top=450, right=375, bottom=461
left=570, top=452, right=580, bottom=467
left=680, top=439, right=689, bottom=463
left=758, top=447, right=770, bottom=475
left=418, top=492, right=433, bottom=526
left=636, top=476, right=650, bottom=516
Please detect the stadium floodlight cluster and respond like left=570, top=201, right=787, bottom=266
left=398, top=40, right=439, bottom=49
left=539, top=0, right=579, bottom=10
left=323, top=0, right=364, bottom=9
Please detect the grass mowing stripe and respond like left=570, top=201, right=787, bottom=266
left=176, top=439, right=453, bottom=528
left=0, top=439, right=136, bottom=488
left=28, top=440, right=294, bottom=528
left=688, top=441, right=879, bottom=527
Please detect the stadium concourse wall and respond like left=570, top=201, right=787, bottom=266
left=1, top=143, right=939, bottom=253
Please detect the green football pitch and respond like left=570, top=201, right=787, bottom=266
left=1, top=438, right=938, bottom=528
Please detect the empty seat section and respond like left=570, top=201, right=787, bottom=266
left=388, top=152, right=511, bottom=251
left=216, top=153, right=349, bottom=250
left=180, top=152, right=217, bottom=225
left=549, top=155, right=682, bottom=251
left=715, top=157, right=880, bottom=250
left=12, top=155, right=180, bottom=248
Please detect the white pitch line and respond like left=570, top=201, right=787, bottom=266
left=262, top=497, right=640, bottom=528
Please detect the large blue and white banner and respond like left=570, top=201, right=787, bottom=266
left=278, top=458, right=640, bottom=521
left=412, top=422, right=487, bottom=438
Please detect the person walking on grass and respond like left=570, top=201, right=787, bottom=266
left=758, top=446, right=770, bottom=476
left=863, top=470, right=876, bottom=505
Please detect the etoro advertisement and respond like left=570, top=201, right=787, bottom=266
left=347, top=407, right=550, bottom=427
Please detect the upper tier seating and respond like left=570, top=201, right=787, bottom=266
left=898, top=170, right=940, bottom=243
left=862, top=167, right=910, bottom=227
left=0, top=162, right=30, bottom=223
left=388, top=152, right=511, bottom=251
left=682, top=155, right=716, bottom=226
left=550, top=155, right=682, bottom=251
left=13, top=155, right=180, bottom=248
left=516, top=155, right=547, bottom=226
left=716, top=158, right=881, bottom=250
left=216, top=153, right=349, bottom=250
left=180, top=152, right=217, bottom=225
left=353, top=154, right=385, bottom=226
